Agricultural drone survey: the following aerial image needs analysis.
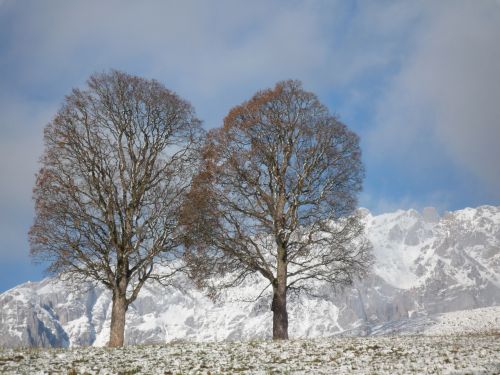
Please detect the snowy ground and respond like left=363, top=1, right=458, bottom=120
left=1, top=334, right=498, bottom=374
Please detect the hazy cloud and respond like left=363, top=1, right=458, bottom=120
left=369, top=0, right=500, bottom=198
left=359, top=190, right=454, bottom=216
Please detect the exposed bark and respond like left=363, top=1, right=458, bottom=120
left=109, top=287, right=128, bottom=347
left=272, top=242, right=288, bottom=340
left=271, top=286, right=288, bottom=340
left=183, top=80, right=372, bottom=340
left=272, top=243, right=288, bottom=340
left=30, top=70, right=203, bottom=347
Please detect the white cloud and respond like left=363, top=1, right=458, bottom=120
left=0, top=93, right=53, bottom=261
left=368, top=0, right=500, bottom=197
left=359, top=190, right=453, bottom=216
left=4, top=1, right=420, bottom=123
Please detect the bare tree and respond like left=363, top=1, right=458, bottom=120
left=182, top=80, right=372, bottom=340
left=30, top=70, right=203, bottom=347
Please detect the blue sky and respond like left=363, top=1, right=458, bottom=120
left=1, top=0, right=499, bottom=292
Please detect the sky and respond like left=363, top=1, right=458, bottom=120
left=0, top=0, right=499, bottom=292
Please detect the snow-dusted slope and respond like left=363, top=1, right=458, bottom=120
left=1, top=206, right=499, bottom=347
left=364, top=205, right=500, bottom=315
left=369, top=306, right=500, bottom=336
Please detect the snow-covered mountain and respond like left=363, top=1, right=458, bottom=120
left=1, top=206, right=499, bottom=347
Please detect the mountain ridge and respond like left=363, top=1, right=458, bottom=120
left=1, top=205, right=499, bottom=347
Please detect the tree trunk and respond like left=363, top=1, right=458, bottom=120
left=108, top=290, right=128, bottom=347
left=271, top=285, right=288, bottom=340
left=272, top=241, right=288, bottom=340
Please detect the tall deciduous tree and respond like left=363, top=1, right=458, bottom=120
left=183, top=80, right=372, bottom=340
left=30, top=70, right=203, bottom=347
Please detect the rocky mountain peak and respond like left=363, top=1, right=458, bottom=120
left=1, top=206, right=499, bottom=347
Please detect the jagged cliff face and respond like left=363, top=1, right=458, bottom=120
left=334, top=205, right=500, bottom=335
left=1, top=206, right=499, bottom=347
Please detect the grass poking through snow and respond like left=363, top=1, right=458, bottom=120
left=0, top=334, right=499, bottom=374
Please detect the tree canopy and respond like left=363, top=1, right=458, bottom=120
left=183, top=80, right=372, bottom=340
left=30, top=70, right=203, bottom=346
